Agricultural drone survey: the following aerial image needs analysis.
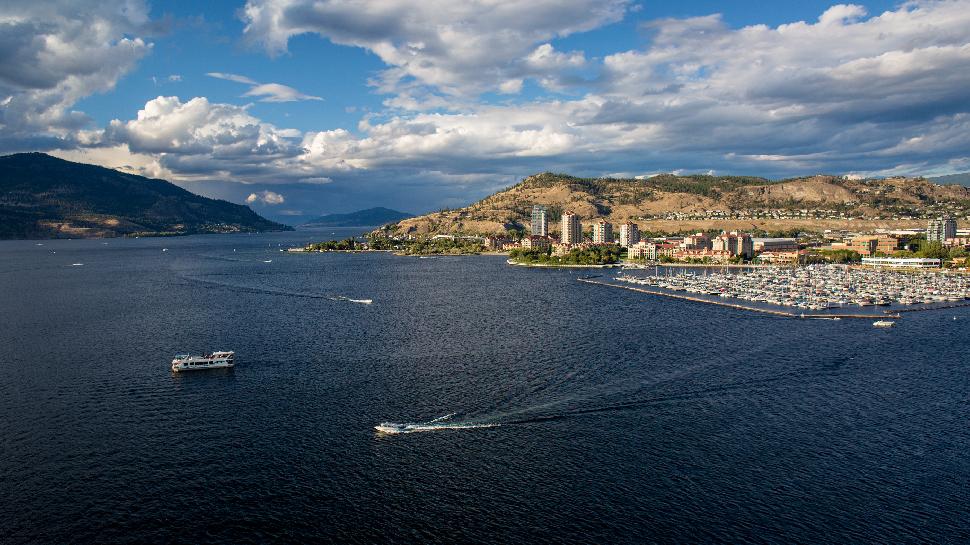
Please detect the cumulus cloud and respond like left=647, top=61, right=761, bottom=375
left=241, top=0, right=627, bottom=96
left=5, top=0, right=970, bottom=215
left=246, top=190, right=285, bottom=205
left=0, top=0, right=152, bottom=137
left=97, top=95, right=319, bottom=185
left=206, top=72, right=321, bottom=102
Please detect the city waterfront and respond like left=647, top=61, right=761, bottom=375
left=2, top=232, right=969, bottom=544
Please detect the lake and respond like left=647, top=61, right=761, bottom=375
left=1, top=230, right=968, bottom=544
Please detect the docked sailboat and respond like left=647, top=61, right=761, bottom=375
left=171, top=351, right=235, bottom=372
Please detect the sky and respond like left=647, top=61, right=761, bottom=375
left=1, top=0, right=969, bottom=223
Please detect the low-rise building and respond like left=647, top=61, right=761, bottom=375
left=681, top=232, right=712, bottom=250
left=712, top=231, right=753, bottom=259
left=845, top=235, right=904, bottom=256
left=861, top=257, right=941, bottom=269
left=483, top=236, right=512, bottom=250
left=627, top=241, right=656, bottom=260
left=657, top=243, right=678, bottom=258
left=673, top=249, right=733, bottom=263
left=753, top=237, right=799, bottom=252
left=756, top=250, right=807, bottom=264
left=521, top=235, right=551, bottom=251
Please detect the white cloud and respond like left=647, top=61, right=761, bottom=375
left=206, top=72, right=321, bottom=102
left=206, top=72, right=259, bottom=85
left=241, top=0, right=628, bottom=96
left=243, top=83, right=322, bottom=102
left=246, top=190, right=285, bottom=205
left=0, top=0, right=152, bottom=136
left=6, top=0, right=970, bottom=216
left=95, top=95, right=319, bottom=185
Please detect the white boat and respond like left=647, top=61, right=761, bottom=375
left=171, top=351, right=235, bottom=372
left=872, top=320, right=896, bottom=328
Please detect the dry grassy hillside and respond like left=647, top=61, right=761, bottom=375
left=386, top=172, right=970, bottom=236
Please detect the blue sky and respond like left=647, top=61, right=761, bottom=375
left=1, top=0, right=968, bottom=223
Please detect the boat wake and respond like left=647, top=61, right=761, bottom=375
left=180, top=276, right=373, bottom=305
left=374, top=413, right=498, bottom=435
left=334, top=296, right=373, bottom=304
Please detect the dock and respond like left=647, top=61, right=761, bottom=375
left=578, top=278, right=902, bottom=320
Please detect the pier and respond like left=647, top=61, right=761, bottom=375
left=579, top=278, right=902, bottom=320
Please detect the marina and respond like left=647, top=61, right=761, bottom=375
left=612, top=264, right=970, bottom=311
left=579, top=277, right=899, bottom=319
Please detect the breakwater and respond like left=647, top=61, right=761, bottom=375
left=578, top=278, right=901, bottom=320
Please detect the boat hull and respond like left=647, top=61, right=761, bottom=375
left=171, top=361, right=234, bottom=372
left=171, top=351, right=235, bottom=372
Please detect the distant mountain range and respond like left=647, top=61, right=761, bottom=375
left=383, top=172, right=970, bottom=236
left=301, top=207, right=413, bottom=227
left=0, top=153, right=291, bottom=239
left=929, top=172, right=970, bottom=187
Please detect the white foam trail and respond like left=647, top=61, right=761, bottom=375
left=374, top=413, right=497, bottom=434
left=374, top=422, right=499, bottom=434
left=71, top=263, right=84, bottom=266
left=334, top=296, right=373, bottom=304
left=263, top=260, right=273, bottom=263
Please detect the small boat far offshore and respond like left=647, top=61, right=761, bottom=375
left=171, top=351, right=235, bottom=372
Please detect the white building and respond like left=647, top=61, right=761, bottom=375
left=561, top=213, right=582, bottom=245
left=628, top=241, right=657, bottom=260
left=619, top=223, right=640, bottom=247
left=593, top=220, right=613, bottom=244
left=861, top=257, right=941, bottom=269
left=927, top=217, right=956, bottom=243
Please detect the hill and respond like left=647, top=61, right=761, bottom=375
left=929, top=172, right=970, bottom=187
left=0, top=153, right=291, bottom=239
left=301, top=207, right=413, bottom=228
left=383, top=172, right=970, bottom=237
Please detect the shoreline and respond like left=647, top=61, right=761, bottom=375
left=507, top=259, right=622, bottom=269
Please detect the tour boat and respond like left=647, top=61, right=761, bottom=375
left=171, top=351, right=234, bottom=372
left=872, top=320, right=896, bottom=328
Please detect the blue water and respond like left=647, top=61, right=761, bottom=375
left=1, top=231, right=969, bottom=544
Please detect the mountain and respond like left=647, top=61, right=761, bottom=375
left=0, top=153, right=291, bottom=239
left=301, top=207, right=413, bottom=227
left=929, top=172, right=970, bottom=187
left=382, top=172, right=970, bottom=236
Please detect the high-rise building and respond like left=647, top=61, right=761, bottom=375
left=619, top=223, right=640, bottom=247
left=927, top=217, right=957, bottom=243
left=530, top=205, right=548, bottom=237
left=738, top=233, right=754, bottom=259
left=593, top=221, right=613, bottom=244
left=561, top=213, right=582, bottom=245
